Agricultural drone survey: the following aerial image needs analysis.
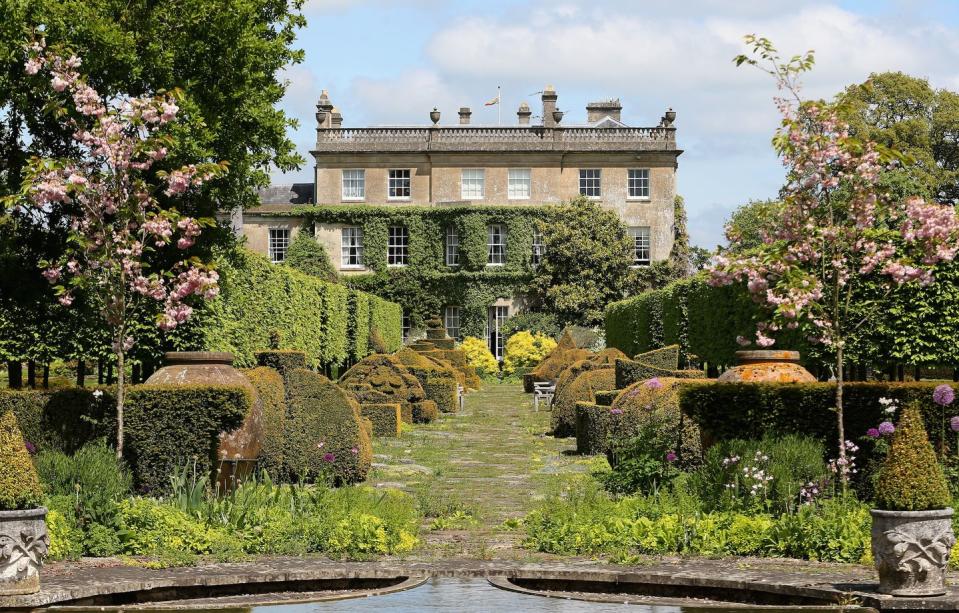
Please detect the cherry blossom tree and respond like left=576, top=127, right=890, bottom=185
left=6, top=39, right=226, bottom=457
left=710, top=36, right=959, bottom=485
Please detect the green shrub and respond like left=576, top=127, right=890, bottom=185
left=84, top=522, right=123, bottom=557
left=339, top=354, right=429, bottom=423
left=502, top=331, right=557, bottom=376
left=615, top=358, right=703, bottom=389
left=690, top=435, right=828, bottom=515
left=460, top=336, right=498, bottom=376
left=423, top=376, right=457, bottom=414
left=255, top=350, right=307, bottom=380
left=0, top=410, right=43, bottom=510
left=875, top=402, right=952, bottom=511
left=242, top=367, right=287, bottom=478
left=125, top=385, right=251, bottom=493
left=46, top=508, right=83, bottom=561
left=118, top=497, right=228, bottom=555
left=284, top=230, right=338, bottom=282
left=680, top=381, right=959, bottom=473
left=412, top=401, right=439, bottom=423
left=551, top=367, right=616, bottom=438
left=394, top=348, right=461, bottom=412
left=575, top=402, right=613, bottom=456
left=361, top=403, right=402, bottom=437
left=34, top=440, right=132, bottom=528
left=283, top=369, right=372, bottom=484
left=531, top=347, right=591, bottom=383
left=502, top=312, right=560, bottom=340
left=1, top=387, right=112, bottom=454
left=634, top=345, right=680, bottom=369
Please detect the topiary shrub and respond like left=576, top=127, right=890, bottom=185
left=339, top=354, right=428, bottom=425
left=361, top=404, right=402, bottom=437
left=875, top=401, right=952, bottom=511
left=615, top=358, right=703, bottom=389
left=605, top=377, right=703, bottom=468
left=412, top=400, right=439, bottom=423
left=283, top=368, right=372, bottom=484
left=423, top=376, right=458, bottom=414
left=1, top=388, right=112, bottom=455
left=574, top=401, right=613, bottom=455
left=255, top=350, right=307, bottom=382
left=125, top=385, right=251, bottom=493
left=530, top=347, right=591, bottom=385
left=243, top=367, right=287, bottom=478
left=460, top=336, right=498, bottom=377
left=551, top=367, right=617, bottom=438
left=502, top=331, right=557, bottom=376
left=0, top=410, right=44, bottom=510
left=634, top=345, right=681, bottom=369
left=284, top=230, right=339, bottom=282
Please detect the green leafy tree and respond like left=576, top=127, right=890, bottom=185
left=723, top=199, right=785, bottom=252
left=285, top=231, right=338, bottom=283
left=529, top=196, right=633, bottom=328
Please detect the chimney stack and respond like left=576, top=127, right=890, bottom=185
left=586, top=99, right=622, bottom=124
left=315, top=89, right=334, bottom=129
left=330, top=106, right=342, bottom=128
left=517, top=102, right=532, bottom=125
left=458, top=107, right=472, bottom=125
left=541, top=86, right=558, bottom=128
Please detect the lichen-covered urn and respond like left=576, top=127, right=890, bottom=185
left=0, top=508, right=48, bottom=596
left=717, top=350, right=816, bottom=383
left=871, top=508, right=955, bottom=596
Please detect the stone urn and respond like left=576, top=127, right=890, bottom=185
left=871, top=508, right=955, bottom=596
left=0, top=507, right=49, bottom=596
left=717, top=350, right=816, bottom=383
left=146, top=352, right=262, bottom=484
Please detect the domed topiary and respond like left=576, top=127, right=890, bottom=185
left=339, top=354, right=433, bottom=423
left=551, top=367, right=617, bottom=437
left=0, top=410, right=44, bottom=510
left=875, top=402, right=952, bottom=511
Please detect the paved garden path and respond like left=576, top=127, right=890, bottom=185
left=369, top=382, right=605, bottom=560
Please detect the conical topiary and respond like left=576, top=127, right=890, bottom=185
left=0, top=410, right=44, bottom=510
left=874, top=402, right=951, bottom=511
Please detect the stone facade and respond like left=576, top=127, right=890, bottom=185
left=235, top=87, right=681, bottom=355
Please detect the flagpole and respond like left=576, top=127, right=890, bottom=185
left=498, top=85, right=501, bottom=126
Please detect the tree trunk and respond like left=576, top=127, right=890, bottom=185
left=98, top=358, right=104, bottom=384
left=76, top=359, right=86, bottom=387
left=116, top=348, right=125, bottom=459
left=42, top=363, right=49, bottom=389
left=7, top=361, right=22, bottom=389
left=132, top=362, right=141, bottom=384
left=913, top=365, right=921, bottom=382
left=26, top=360, right=36, bottom=388
left=107, top=362, right=114, bottom=385
left=835, top=343, right=847, bottom=491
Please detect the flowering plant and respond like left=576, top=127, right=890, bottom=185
left=711, top=37, right=959, bottom=483
left=7, top=38, right=227, bottom=456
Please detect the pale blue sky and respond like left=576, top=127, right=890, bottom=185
left=274, top=0, right=959, bottom=247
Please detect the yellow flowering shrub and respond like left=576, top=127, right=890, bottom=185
left=460, top=336, right=498, bottom=376
left=502, top=331, right=558, bottom=375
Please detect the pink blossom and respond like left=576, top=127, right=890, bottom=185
left=24, top=58, right=41, bottom=75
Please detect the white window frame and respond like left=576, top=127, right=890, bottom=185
left=341, top=226, right=365, bottom=269
left=508, top=168, right=531, bottom=200
left=341, top=169, right=365, bottom=201
left=461, top=168, right=485, bottom=200
left=402, top=312, right=411, bottom=343
left=444, top=306, right=461, bottom=341
left=487, top=224, right=506, bottom=266
left=388, top=169, right=411, bottom=200
left=486, top=305, right=509, bottom=361
left=268, top=227, right=290, bottom=263
left=579, top=168, right=601, bottom=199
left=629, top=226, right=651, bottom=267
left=627, top=168, right=650, bottom=200
left=387, top=225, right=408, bottom=267
left=531, top=228, right=544, bottom=267
left=445, top=225, right=460, bottom=267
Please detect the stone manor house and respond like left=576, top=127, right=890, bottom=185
left=234, top=87, right=681, bottom=359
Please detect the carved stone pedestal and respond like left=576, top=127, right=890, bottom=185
left=871, top=508, right=955, bottom=596
left=0, top=508, right=48, bottom=596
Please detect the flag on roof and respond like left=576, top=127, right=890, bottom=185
left=484, top=94, right=500, bottom=106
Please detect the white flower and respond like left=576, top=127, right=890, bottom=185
left=92, top=389, right=104, bottom=399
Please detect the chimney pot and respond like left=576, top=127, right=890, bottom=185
left=541, top=86, right=558, bottom=128
left=586, top=98, right=623, bottom=124
left=458, top=107, right=472, bottom=125
left=517, top=101, right=532, bottom=126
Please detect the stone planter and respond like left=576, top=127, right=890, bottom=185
left=717, top=350, right=816, bottom=383
left=0, top=507, right=48, bottom=596
left=871, top=508, right=955, bottom=596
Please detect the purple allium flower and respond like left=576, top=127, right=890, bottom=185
left=951, top=416, right=959, bottom=432
left=645, top=377, right=663, bottom=390
left=866, top=427, right=880, bottom=439
left=24, top=441, right=36, bottom=454
left=933, top=384, right=955, bottom=407
left=665, top=451, right=678, bottom=463
left=878, top=421, right=895, bottom=436
left=323, top=452, right=335, bottom=463
left=610, top=408, right=624, bottom=415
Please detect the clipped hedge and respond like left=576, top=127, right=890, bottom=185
left=124, top=384, right=250, bottom=493
left=412, top=400, right=439, bottom=423
left=283, top=368, right=372, bottom=484
left=255, top=350, right=307, bottom=381
left=361, top=403, right=403, bottom=437
left=243, top=367, right=287, bottom=478
left=615, top=358, right=703, bottom=390
left=423, top=376, right=458, bottom=414
left=605, top=274, right=806, bottom=369
left=551, top=366, right=616, bottom=438
left=187, top=248, right=401, bottom=369
left=1, top=385, right=248, bottom=494
left=680, top=381, right=959, bottom=465
left=575, top=402, right=613, bottom=455
left=339, top=354, right=429, bottom=423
